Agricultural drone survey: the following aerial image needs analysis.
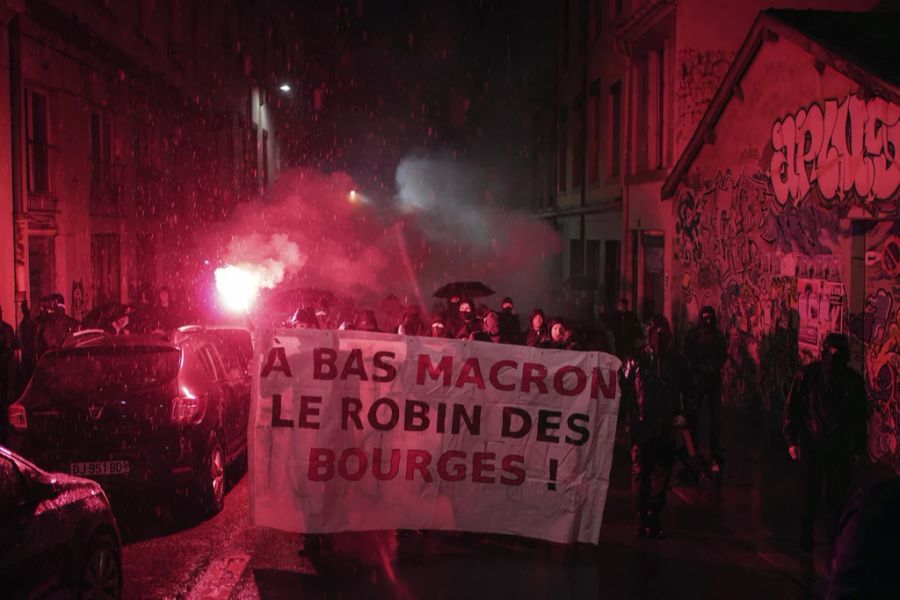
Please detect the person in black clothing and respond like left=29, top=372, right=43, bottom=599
left=612, top=298, right=643, bottom=359
left=683, top=305, right=728, bottom=476
left=828, top=477, right=900, bottom=599
left=524, top=309, right=548, bottom=347
left=454, top=299, right=481, bottom=339
left=783, top=333, right=868, bottom=554
left=498, top=297, right=521, bottom=343
left=620, top=314, right=695, bottom=538
left=0, top=306, right=16, bottom=424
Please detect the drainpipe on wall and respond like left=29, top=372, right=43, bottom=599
left=8, top=12, right=27, bottom=328
left=579, top=0, right=589, bottom=279
left=620, top=49, right=633, bottom=311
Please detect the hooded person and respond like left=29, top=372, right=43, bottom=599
left=683, top=305, right=728, bottom=476
left=541, top=318, right=570, bottom=349
left=470, top=311, right=509, bottom=344
left=497, top=296, right=522, bottom=343
left=453, top=299, right=481, bottom=339
left=619, top=314, right=696, bottom=538
left=525, top=308, right=548, bottom=347
left=784, top=333, right=867, bottom=553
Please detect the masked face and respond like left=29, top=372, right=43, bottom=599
left=700, top=310, right=715, bottom=329
left=647, top=322, right=671, bottom=355
left=459, top=304, right=473, bottom=322
left=502, top=303, right=513, bottom=313
left=822, top=335, right=849, bottom=373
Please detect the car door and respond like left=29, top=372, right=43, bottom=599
left=213, top=336, right=252, bottom=456
left=197, top=343, right=241, bottom=459
left=0, top=455, right=64, bottom=596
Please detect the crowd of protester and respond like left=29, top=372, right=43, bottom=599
left=0, top=283, right=881, bottom=584
left=284, top=293, right=650, bottom=360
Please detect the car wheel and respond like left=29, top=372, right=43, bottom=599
left=77, top=533, right=122, bottom=600
left=198, top=436, right=226, bottom=515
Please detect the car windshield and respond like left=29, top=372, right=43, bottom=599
left=30, top=346, right=181, bottom=396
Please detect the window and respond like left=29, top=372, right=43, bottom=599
left=588, top=81, right=600, bottom=184
left=592, top=0, right=603, bottom=38
left=28, top=235, right=54, bottom=311
left=561, top=0, right=570, bottom=68
left=604, top=240, right=621, bottom=309
left=570, top=238, right=584, bottom=277
left=91, top=233, right=121, bottom=306
left=609, top=81, right=621, bottom=177
left=572, top=95, right=584, bottom=189
left=557, top=106, right=568, bottom=193
left=25, top=90, right=50, bottom=200
left=631, top=32, right=671, bottom=174
left=641, top=232, right=665, bottom=321
left=90, top=111, right=119, bottom=215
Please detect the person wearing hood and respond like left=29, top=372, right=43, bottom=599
left=471, top=311, right=512, bottom=344
left=784, top=333, right=867, bottom=554
left=454, top=299, right=481, bottom=339
left=498, top=297, right=521, bottom=342
left=541, top=318, right=571, bottom=350
left=619, top=314, right=696, bottom=538
left=525, top=309, right=549, bottom=347
left=683, top=306, right=728, bottom=477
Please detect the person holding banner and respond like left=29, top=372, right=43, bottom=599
left=620, top=314, right=696, bottom=539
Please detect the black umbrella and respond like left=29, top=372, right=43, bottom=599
left=433, top=281, right=495, bottom=299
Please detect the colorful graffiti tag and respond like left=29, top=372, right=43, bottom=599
left=770, top=94, right=900, bottom=215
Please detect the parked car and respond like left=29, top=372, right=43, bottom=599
left=8, top=326, right=253, bottom=515
left=0, top=444, right=122, bottom=599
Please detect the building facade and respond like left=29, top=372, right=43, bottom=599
left=547, top=0, right=882, bottom=318
left=0, top=0, right=305, bottom=327
left=664, top=10, right=900, bottom=471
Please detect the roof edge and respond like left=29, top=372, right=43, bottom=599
left=662, top=10, right=900, bottom=198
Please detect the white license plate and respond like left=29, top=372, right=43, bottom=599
left=70, top=460, right=130, bottom=477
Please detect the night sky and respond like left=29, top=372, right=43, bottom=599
left=286, top=0, right=555, bottom=201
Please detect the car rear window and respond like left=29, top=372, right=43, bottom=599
left=31, top=346, right=181, bottom=395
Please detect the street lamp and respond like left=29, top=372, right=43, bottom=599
left=279, top=83, right=291, bottom=93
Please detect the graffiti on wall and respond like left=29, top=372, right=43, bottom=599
left=676, top=113, right=900, bottom=469
left=674, top=168, right=818, bottom=412
left=851, top=221, right=900, bottom=470
left=676, top=49, right=734, bottom=147
left=770, top=94, right=900, bottom=215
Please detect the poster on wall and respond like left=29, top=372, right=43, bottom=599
left=798, top=277, right=845, bottom=358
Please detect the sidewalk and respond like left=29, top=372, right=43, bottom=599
left=671, top=407, right=896, bottom=598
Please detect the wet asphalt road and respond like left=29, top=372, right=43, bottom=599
left=118, top=439, right=823, bottom=600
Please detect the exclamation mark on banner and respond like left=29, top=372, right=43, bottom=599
left=547, top=459, right=558, bottom=491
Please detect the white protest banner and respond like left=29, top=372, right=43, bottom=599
left=250, top=328, right=621, bottom=544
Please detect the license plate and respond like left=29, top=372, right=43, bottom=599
left=70, top=460, right=130, bottom=477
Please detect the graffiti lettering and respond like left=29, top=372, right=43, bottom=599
left=770, top=94, right=900, bottom=211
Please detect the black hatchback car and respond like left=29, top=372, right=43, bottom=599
left=1, top=444, right=122, bottom=599
left=8, top=327, right=253, bottom=515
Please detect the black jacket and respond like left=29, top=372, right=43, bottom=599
left=620, top=346, right=696, bottom=444
left=783, top=362, right=867, bottom=452
left=684, top=324, right=728, bottom=382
